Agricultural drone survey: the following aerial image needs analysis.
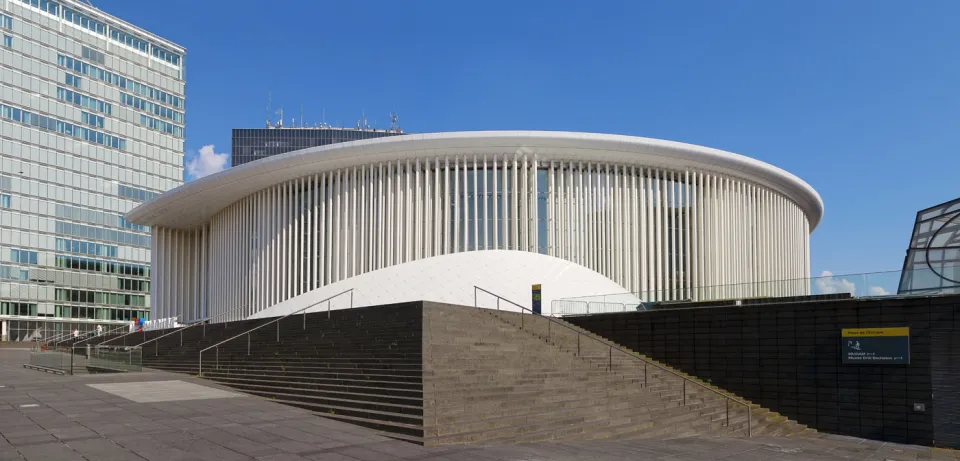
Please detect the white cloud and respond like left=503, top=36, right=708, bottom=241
left=185, top=145, right=228, bottom=180
left=868, top=286, right=890, bottom=296
left=814, top=270, right=857, bottom=295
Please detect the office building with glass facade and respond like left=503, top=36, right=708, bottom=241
left=231, top=127, right=404, bottom=167
left=0, top=0, right=184, bottom=341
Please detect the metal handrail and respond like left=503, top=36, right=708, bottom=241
left=52, top=332, right=85, bottom=347
left=38, top=332, right=70, bottom=347
left=73, top=323, right=132, bottom=346
left=198, top=289, right=354, bottom=375
left=474, top=286, right=752, bottom=437
left=53, top=328, right=100, bottom=347
left=97, top=316, right=183, bottom=346
left=134, top=305, right=250, bottom=355
left=33, top=332, right=71, bottom=351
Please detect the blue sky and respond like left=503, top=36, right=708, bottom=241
left=95, top=0, right=960, bottom=279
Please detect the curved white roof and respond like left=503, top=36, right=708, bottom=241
left=248, top=250, right=632, bottom=319
left=130, top=131, right=823, bottom=230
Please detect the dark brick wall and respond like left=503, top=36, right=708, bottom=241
left=565, top=295, right=960, bottom=447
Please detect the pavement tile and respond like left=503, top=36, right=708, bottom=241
left=5, top=434, right=59, bottom=447
left=334, top=446, right=406, bottom=461
left=364, top=441, right=437, bottom=459
left=257, top=455, right=313, bottom=461
left=0, top=448, right=24, bottom=461
left=68, top=438, right=144, bottom=461
left=305, top=453, right=363, bottom=461
left=0, top=348, right=955, bottom=461
left=271, top=439, right=326, bottom=454
left=48, top=426, right=99, bottom=441
left=16, top=442, right=85, bottom=461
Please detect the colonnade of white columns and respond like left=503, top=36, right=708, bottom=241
left=151, top=154, right=810, bottom=322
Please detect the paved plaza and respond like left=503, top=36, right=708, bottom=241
left=0, top=348, right=956, bottom=461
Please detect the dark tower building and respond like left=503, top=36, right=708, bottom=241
left=231, top=115, right=405, bottom=166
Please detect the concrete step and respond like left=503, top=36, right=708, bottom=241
left=523, top=312, right=811, bottom=439
left=203, top=377, right=423, bottom=406
left=434, top=397, right=705, bottom=445
left=244, top=393, right=422, bottom=427
left=432, top=306, right=782, bottom=444
left=433, top=393, right=685, bottom=434
left=196, top=365, right=423, bottom=383
left=203, top=372, right=423, bottom=393
left=316, top=412, right=425, bottom=442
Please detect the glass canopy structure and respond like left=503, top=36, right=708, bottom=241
left=898, top=197, right=960, bottom=295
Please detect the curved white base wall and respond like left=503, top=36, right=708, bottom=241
left=249, top=251, right=631, bottom=319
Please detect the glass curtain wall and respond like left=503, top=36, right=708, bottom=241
left=899, top=197, right=960, bottom=295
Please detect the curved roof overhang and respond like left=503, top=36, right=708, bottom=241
left=129, top=131, right=824, bottom=230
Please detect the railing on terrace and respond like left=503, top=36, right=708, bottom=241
left=87, top=345, right=142, bottom=372
left=473, top=286, right=752, bottom=436
left=73, top=323, right=135, bottom=346
left=28, top=346, right=74, bottom=373
left=135, top=305, right=250, bottom=356
left=51, top=329, right=103, bottom=348
left=198, top=289, right=354, bottom=375
left=97, top=318, right=180, bottom=346
left=28, top=344, right=142, bottom=374
left=553, top=268, right=959, bottom=316
left=33, top=332, right=71, bottom=351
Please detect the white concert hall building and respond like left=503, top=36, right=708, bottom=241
left=127, top=131, right=823, bottom=321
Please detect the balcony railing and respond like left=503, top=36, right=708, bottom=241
left=554, top=267, right=959, bottom=316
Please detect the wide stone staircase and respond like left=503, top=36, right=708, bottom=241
left=472, top=306, right=814, bottom=441
left=422, top=303, right=809, bottom=445
left=131, top=300, right=809, bottom=446
left=142, top=303, right=425, bottom=443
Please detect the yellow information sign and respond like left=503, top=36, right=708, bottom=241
left=841, top=327, right=909, bottom=337
left=841, top=327, right=910, bottom=365
left=531, top=284, right=542, bottom=314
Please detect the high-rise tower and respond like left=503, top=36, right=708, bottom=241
left=0, top=0, right=185, bottom=340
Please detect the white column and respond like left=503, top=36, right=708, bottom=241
left=473, top=154, right=479, bottom=252
left=629, top=166, right=637, bottom=294
left=434, top=158, right=441, bottom=256
left=548, top=160, right=555, bottom=256
left=583, top=164, right=591, bottom=269
left=683, top=170, right=690, bottom=300
left=520, top=155, right=527, bottom=252
left=406, top=159, right=413, bottom=263
left=557, top=161, right=564, bottom=259
left=462, top=156, right=469, bottom=252
left=501, top=155, right=508, bottom=251
left=321, top=173, right=329, bottom=286
left=638, top=168, right=647, bottom=299
left=443, top=158, right=451, bottom=254
left=527, top=155, right=536, bottom=253
left=512, top=154, right=519, bottom=251
left=482, top=154, right=489, bottom=250
left=492, top=155, right=499, bottom=250
left=453, top=156, right=461, bottom=253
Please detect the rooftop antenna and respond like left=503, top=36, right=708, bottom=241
left=300, top=104, right=303, bottom=128
left=265, top=92, right=272, bottom=128
left=276, top=106, right=283, bottom=128
left=390, top=112, right=400, bottom=132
